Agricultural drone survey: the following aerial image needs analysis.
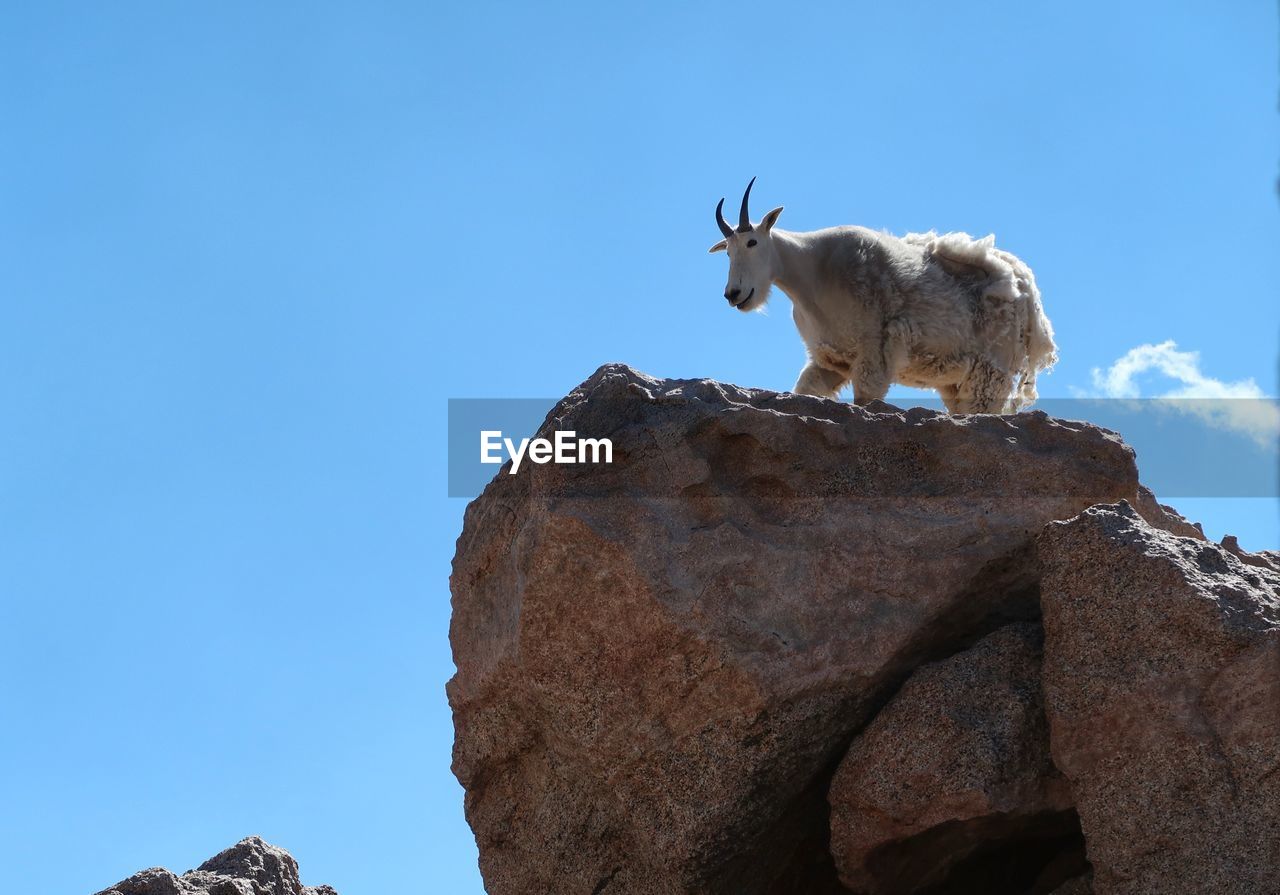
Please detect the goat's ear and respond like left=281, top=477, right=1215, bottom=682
left=708, top=239, right=728, bottom=253
left=761, top=206, right=784, bottom=231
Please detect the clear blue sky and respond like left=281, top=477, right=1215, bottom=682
left=1, top=3, right=1276, bottom=893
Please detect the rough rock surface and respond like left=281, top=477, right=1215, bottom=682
left=1220, top=533, right=1280, bottom=571
left=1038, top=503, right=1280, bottom=895
left=93, top=837, right=337, bottom=895
left=1134, top=484, right=1204, bottom=541
left=449, top=364, right=1188, bottom=895
left=828, top=623, right=1082, bottom=894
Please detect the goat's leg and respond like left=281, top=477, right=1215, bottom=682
left=936, top=384, right=963, bottom=414
left=954, top=361, right=1013, bottom=413
left=852, top=358, right=892, bottom=406
left=794, top=362, right=847, bottom=399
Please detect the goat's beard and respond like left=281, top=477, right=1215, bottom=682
left=739, top=281, right=771, bottom=312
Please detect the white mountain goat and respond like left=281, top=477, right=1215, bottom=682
left=709, top=179, right=1058, bottom=413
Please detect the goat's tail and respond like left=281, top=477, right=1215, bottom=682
left=1004, top=252, right=1058, bottom=412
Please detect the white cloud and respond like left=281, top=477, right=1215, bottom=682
left=1092, top=341, right=1267, bottom=400
left=1089, top=341, right=1279, bottom=449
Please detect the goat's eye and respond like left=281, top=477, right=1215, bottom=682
left=746, top=239, right=757, bottom=247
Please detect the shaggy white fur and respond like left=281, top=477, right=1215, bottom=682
left=902, top=230, right=1058, bottom=410
left=902, top=231, right=1019, bottom=300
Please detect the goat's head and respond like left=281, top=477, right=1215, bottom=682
left=708, top=177, right=784, bottom=313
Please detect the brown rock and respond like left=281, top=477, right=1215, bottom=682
left=828, top=622, right=1083, bottom=894
left=1134, top=484, right=1204, bottom=541
left=449, top=364, right=1166, bottom=895
left=1038, top=502, right=1280, bottom=895
left=93, top=837, right=336, bottom=895
left=1220, top=534, right=1280, bottom=572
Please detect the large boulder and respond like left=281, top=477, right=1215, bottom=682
left=93, top=836, right=337, bottom=895
left=828, top=622, right=1082, bottom=894
left=1038, top=502, right=1280, bottom=895
left=449, top=364, right=1172, bottom=894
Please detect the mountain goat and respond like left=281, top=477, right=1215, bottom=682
left=709, top=179, right=1057, bottom=413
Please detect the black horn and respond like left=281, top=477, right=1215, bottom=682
left=715, top=198, right=733, bottom=239
left=737, top=176, right=756, bottom=232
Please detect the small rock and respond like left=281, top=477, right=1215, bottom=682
left=93, top=837, right=335, bottom=895
left=828, top=623, right=1082, bottom=894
